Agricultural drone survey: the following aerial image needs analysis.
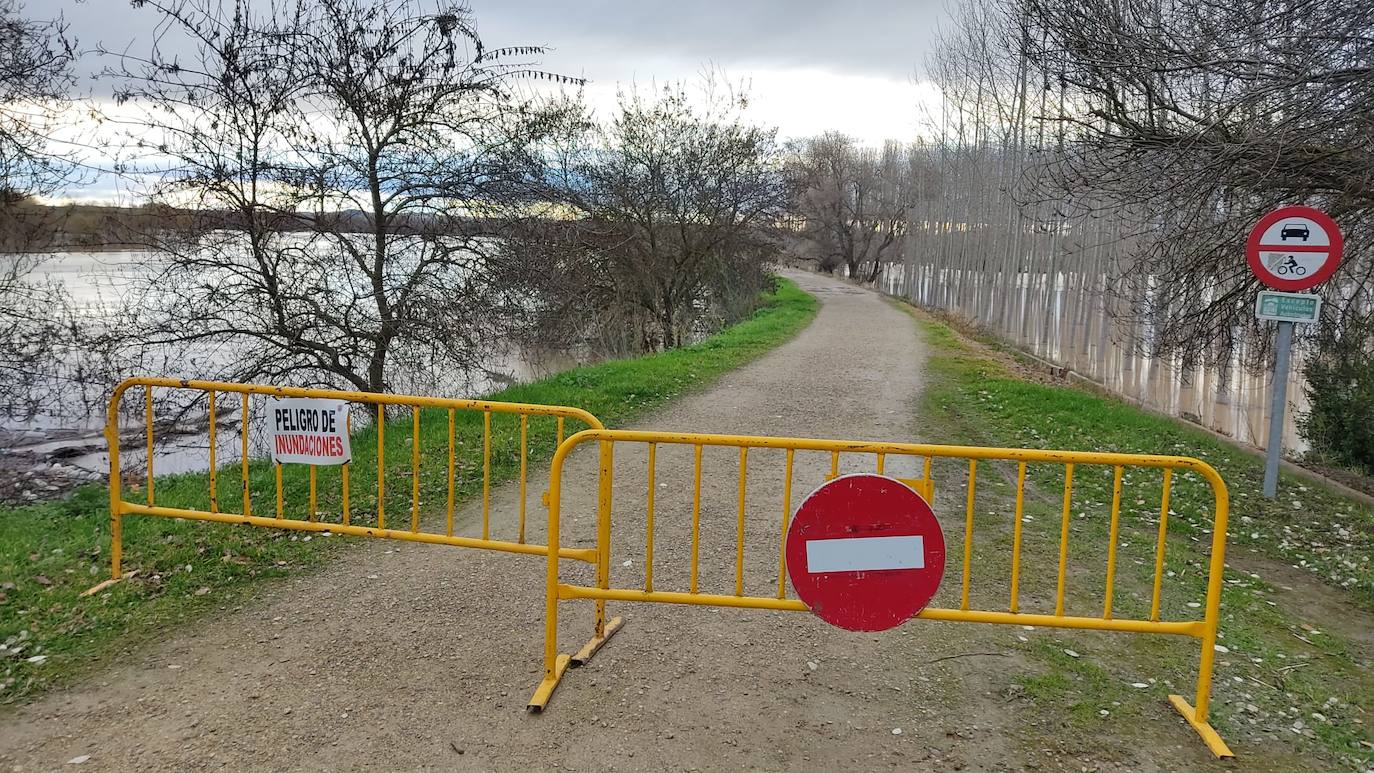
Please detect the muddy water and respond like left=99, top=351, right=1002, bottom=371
left=6, top=250, right=577, bottom=486
left=878, top=262, right=1306, bottom=453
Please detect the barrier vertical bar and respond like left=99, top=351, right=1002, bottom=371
left=1055, top=463, right=1075, bottom=616
left=530, top=435, right=570, bottom=710
left=309, top=466, right=317, bottom=522
left=556, top=416, right=564, bottom=447
left=735, top=447, right=748, bottom=596
left=482, top=411, right=491, bottom=540
left=275, top=464, right=284, bottom=519
left=1010, top=461, right=1027, bottom=613
left=208, top=391, right=218, bottom=513
left=341, top=411, right=351, bottom=526
left=1150, top=468, right=1174, bottom=621
left=1193, top=478, right=1230, bottom=720
left=106, top=390, right=123, bottom=580
left=645, top=443, right=656, bottom=592
left=875, top=452, right=885, bottom=474
left=961, top=459, right=976, bottom=610
left=690, top=445, right=703, bottom=594
left=594, top=441, right=614, bottom=637
left=241, top=393, right=251, bottom=517
left=1103, top=465, right=1125, bottom=618
left=830, top=451, right=839, bottom=479
left=411, top=409, right=420, bottom=534
left=518, top=415, right=529, bottom=544
left=776, top=449, right=794, bottom=599
left=377, top=404, right=386, bottom=530
left=568, top=436, right=624, bottom=669
left=145, top=387, right=155, bottom=506
left=446, top=408, right=456, bottom=537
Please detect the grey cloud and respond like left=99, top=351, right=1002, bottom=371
left=50, top=0, right=940, bottom=89
left=474, top=0, right=940, bottom=80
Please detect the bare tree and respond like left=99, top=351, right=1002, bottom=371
left=0, top=0, right=83, bottom=418
left=787, top=133, right=918, bottom=283
left=508, top=82, right=788, bottom=353
left=103, top=0, right=578, bottom=394
left=0, top=0, right=77, bottom=201
left=897, top=0, right=1371, bottom=454
left=1013, top=0, right=1374, bottom=367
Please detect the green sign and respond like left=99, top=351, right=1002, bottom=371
left=1255, top=291, right=1321, bottom=323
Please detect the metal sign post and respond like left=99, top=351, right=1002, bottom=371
left=1246, top=205, right=1343, bottom=499
left=1262, top=321, right=1294, bottom=498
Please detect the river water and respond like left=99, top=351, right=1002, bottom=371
left=5, top=249, right=576, bottom=487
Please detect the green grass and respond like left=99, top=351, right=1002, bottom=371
left=913, top=313, right=1373, bottom=610
left=902, top=303, right=1374, bottom=769
left=0, top=277, right=819, bottom=706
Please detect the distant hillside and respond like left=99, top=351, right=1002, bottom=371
left=0, top=200, right=507, bottom=253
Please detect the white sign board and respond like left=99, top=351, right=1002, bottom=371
left=1255, top=291, right=1321, bottom=324
left=266, top=397, right=351, bottom=465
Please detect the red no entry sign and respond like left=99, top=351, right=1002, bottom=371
left=785, top=474, right=945, bottom=632
left=1246, top=206, right=1343, bottom=291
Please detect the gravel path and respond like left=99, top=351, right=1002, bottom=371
left=0, top=271, right=1187, bottom=772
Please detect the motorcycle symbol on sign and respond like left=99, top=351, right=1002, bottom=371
left=1266, top=253, right=1308, bottom=277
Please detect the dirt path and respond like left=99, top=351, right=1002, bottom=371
left=1, top=272, right=1230, bottom=772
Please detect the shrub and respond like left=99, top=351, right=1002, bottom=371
left=1300, top=323, right=1374, bottom=476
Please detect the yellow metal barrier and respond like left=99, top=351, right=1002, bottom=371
left=96, top=377, right=605, bottom=590
left=528, top=429, right=1235, bottom=759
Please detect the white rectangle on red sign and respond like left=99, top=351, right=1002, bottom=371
left=266, top=397, right=352, bottom=465
left=806, top=535, right=925, bottom=573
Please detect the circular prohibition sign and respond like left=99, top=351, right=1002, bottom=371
left=785, top=473, right=946, bottom=632
left=1245, top=205, right=1344, bottom=292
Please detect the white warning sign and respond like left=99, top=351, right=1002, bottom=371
left=266, top=397, right=351, bottom=465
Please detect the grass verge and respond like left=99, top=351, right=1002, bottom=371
left=902, top=302, right=1373, bottom=769
left=0, top=277, right=819, bottom=706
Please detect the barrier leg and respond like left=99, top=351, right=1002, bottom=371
left=1169, top=695, right=1233, bottom=759
left=572, top=617, right=623, bottom=666
left=82, top=509, right=128, bottom=597
left=1168, top=619, right=1234, bottom=757
left=110, top=510, right=122, bottom=581
left=1168, top=494, right=1234, bottom=759
left=529, top=488, right=570, bottom=711
left=573, top=440, right=622, bottom=666
left=529, top=442, right=610, bottom=711
left=85, top=418, right=129, bottom=597
left=528, top=584, right=570, bottom=712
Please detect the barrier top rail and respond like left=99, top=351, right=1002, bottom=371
left=107, top=377, right=604, bottom=425
left=546, top=428, right=1227, bottom=475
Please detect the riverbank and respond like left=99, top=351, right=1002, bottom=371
left=899, top=299, right=1373, bottom=768
left=0, top=277, right=818, bottom=705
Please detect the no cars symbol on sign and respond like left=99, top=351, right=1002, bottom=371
left=1246, top=206, right=1343, bottom=291
left=785, top=473, right=945, bottom=632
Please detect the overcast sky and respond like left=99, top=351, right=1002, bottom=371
left=47, top=0, right=946, bottom=202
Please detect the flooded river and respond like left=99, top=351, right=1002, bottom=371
left=3, top=249, right=577, bottom=492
